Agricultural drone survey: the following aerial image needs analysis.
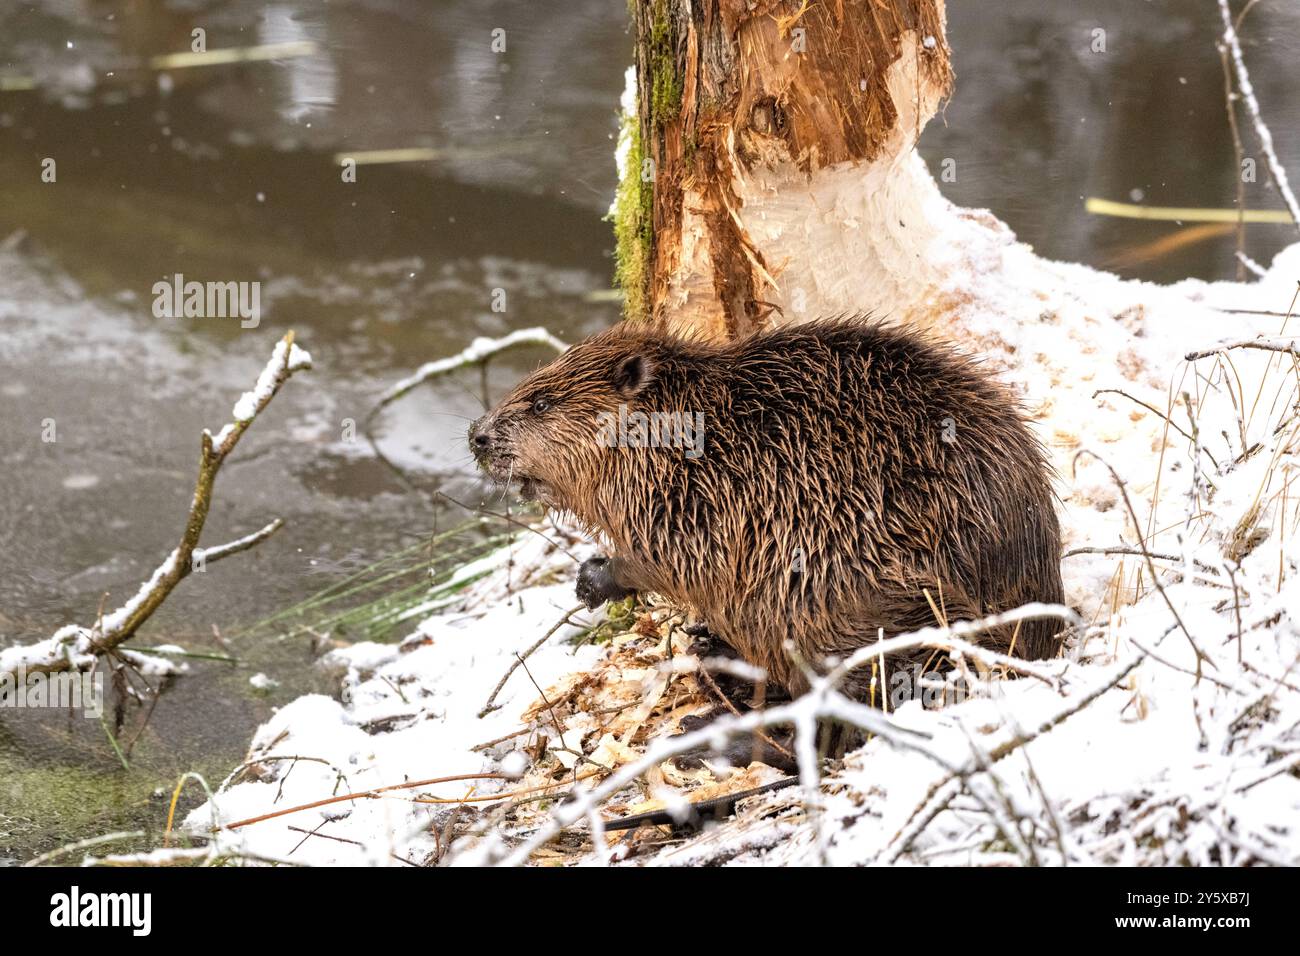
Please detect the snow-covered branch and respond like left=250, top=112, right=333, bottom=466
left=0, top=333, right=311, bottom=681
left=1218, top=0, right=1300, bottom=237
left=1185, top=336, right=1299, bottom=361
left=368, top=327, right=567, bottom=421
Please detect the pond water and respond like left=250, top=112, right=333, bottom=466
left=1, top=0, right=1297, bottom=861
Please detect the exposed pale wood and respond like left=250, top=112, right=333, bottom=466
left=628, top=0, right=952, bottom=340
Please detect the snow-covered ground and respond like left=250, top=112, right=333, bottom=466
left=183, top=200, right=1300, bottom=866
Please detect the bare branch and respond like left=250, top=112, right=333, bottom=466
left=198, top=518, right=285, bottom=563
left=1186, top=337, right=1300, bottom=362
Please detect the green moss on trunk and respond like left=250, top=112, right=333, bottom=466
left=612, top=111, right=651, bottom=322
left=648, top=0, right=682, bottom=127
left=611, top=0, right=685, bottom=323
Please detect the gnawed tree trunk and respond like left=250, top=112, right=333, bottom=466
left=619, top=0, right=953, bottom=340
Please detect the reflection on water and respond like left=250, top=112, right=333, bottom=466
left=258, top=4, right=337, bottom=123
left=0, top=0, right=1297, bottom=859
left=935, top=0, right=1300, bottom=282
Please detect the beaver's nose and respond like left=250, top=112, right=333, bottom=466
left=468, top=418, right=492, bottom=455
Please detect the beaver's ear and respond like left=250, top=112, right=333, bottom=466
left=612, top=353, right=654, bottom=398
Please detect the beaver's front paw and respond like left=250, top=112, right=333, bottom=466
left=576, top=556, right=636, bottom=610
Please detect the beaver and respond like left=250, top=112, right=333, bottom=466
left=469, top=318, right=1064, bottom=718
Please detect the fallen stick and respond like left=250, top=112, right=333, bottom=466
left=149, top=41, right=317, bottom=71
left=217, top=772, right=513, bottom=831
left=1084, top=196, right=1293, bottom=224
left=601, top=778, right=800, bottom=832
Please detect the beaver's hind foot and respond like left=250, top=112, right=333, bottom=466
left=671, top=710, right=799, bottom=776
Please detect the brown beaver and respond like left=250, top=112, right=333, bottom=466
left=469, top=318, right=1063, bottom=714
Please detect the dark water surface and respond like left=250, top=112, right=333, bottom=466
left=0, top=0, right=1297, bottom=861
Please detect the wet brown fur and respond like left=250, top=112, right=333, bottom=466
left=471, top=318, right=1064, bottom=701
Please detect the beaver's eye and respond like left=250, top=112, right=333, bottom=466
left=532, top=398, right=551, bottom=414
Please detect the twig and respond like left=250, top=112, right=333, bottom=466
left=88, top=847, right=307, bottom=867
left=1065, top=545, right=1181, bottom=561
left=23, top=831, right=148, bottom=867
left=1064, top=546, right=1226, bottom=586
left=1211, top=307, right=1293, bottom=317
left=410, top=769, right=604, bottom=805
left=479, top=603, right=589, bottom=717
left=288, top=819, right=339, bottom=855
left=216, top=772, right=512, bottom=831
left=218, top=754, right=354, bottom=796
left=822, top=602, right=1080, bottom=688
left=1072, top=450, right=1209, bottom=671
left=199, top=518, right=285, bottom=563
left=514, top=650, right=612, bottom=781
left=469, top=726, right=534, bottom=752
left=149, top=41, right=316, bottom=70
left=1092, top=388, right=1220, bottom=469
left=602, top=778, right=801, bottom=831
left=491, top=688, right=932, bottom=866
left=486, top=610, right=1089, bottom=866
left=696, top=664, right=795, bottom=762
left=1236, top=251, right=1268, bottom=279
left=881, top=642, right=1155, bottom=862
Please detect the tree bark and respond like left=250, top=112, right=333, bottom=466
left=620, top=0, right=953, bottom=341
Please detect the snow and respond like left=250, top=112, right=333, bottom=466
left=609, top=65, right=637, bottom=219
left=0, top=625, right=96, bottom=676
left=186, top=166, right=1300, bottom=865
left=185, top=531, right=603, bottom=865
